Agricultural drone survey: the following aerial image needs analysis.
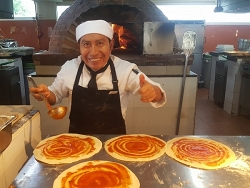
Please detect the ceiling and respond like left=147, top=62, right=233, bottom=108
left=150, top=0, right=216, bottom=5
left=50, top=0, right=217, bottom=6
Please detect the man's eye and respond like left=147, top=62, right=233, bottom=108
left=98, top=41, right=104, bottom=46
left=82, top=43, right=89, bottom=47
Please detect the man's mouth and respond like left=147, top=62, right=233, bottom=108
left=89, top=58, right=101, bottom=62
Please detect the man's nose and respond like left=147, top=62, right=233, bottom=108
left=90, top=45, right=98, bottom=55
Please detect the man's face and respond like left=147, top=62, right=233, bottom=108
left=79, top=33, right=114, bottom=71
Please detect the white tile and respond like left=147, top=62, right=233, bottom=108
left=178, top=108, right=196, bottom=135
left=2, top=129, right=27, bottom=187
left=126, top=107, right=177, bottom=135
left=138, top=66, right=167, bottom=75
left=23, top=112, right=42, bottom=157
left=126, top=105, right=196, bottom=135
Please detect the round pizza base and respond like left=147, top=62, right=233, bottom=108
left=104, top=134, right=167, bottom=161
left=166, top=137, right=236, bottom=170
left=33, top=133, right=102, bottom=164
left=53, top=160, right=140, bottom=188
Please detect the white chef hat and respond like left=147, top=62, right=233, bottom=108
left=76, top=20, right=114, bottom=42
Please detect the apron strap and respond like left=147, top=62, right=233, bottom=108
left=73, top=59, right=118, bottom=90
left=109, top=59, right=118, bottom=91
left=73, top=61, right=84, bottom=87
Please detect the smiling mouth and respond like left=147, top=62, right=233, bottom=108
left=89, top=58, right=101, bottom=62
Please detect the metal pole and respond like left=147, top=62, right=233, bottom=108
left=176, top=53, right=189, bottom=135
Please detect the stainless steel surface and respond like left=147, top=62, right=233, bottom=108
left=11, top=135, right=250, bottom=188
left=0, top=115, right=16, bottom=153
left=3, top=46, right=34, bottom=56
left=143, top=22, right=175, bottom=55
left=238, top=39, right=250, bottom=51
left=0, top=39, right=18, bottom=48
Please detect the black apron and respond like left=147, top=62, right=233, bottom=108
left=69, top=59, right=126, bottom=134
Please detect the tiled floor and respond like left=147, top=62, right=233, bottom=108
left=194, top=88, right=250, bottom=135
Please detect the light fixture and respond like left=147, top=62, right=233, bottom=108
left=214, top=0, right=223, bottom=12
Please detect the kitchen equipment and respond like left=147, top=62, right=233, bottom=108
left=238, top=38, right=250, bottom=51
left=4, top=46, right=34, bottom=56
left=0, top=39, right=18, bottom=48
left=143, top=22, right=175, bottom=55
left=0, top=105, right=33, bottom=125
left=216, top=44, right=234, bottom=52
left=239, top=60, right=250, bottom=115
left=27, top=76, right=67, bottom=120
left=0, top=115, right=16, bottom=154
left=0, top=66, right=22, bottom=105
left=176, top=31, right=196, bottom=135
left=0, top=46, right=19, bottom=57
left=214, top=60, right=228, bottom=107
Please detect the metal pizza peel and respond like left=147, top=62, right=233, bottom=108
left=176, top=31, right=197, bottom=135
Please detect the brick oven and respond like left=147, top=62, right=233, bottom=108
left=33, top=0, right=193, bottom=70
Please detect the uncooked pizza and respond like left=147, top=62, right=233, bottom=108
left=33, top=133, right=102, bottom=164
left=104, top=134, right=167, bottom=161
left=53, top=160, right=140, bottom=188
left=166, top=137, right=236, bottom=169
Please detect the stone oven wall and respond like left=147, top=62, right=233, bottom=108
left=48, top=0, right=168, bottom=55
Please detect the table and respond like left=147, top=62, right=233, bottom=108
left=10, top=135, right=250, bottom=188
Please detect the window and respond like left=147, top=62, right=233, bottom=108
left=57, top=6, right=69, bottom=20
left=157, top=5, right=250, bottom=24
left=13, top=0, right=36, bottom=19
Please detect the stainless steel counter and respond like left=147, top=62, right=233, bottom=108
left=11, top=135, right=250, bottom=188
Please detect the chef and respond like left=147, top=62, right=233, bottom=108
left=30, top=20, right=167, bottom=134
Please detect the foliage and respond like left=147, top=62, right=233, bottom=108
left=13, top=0, right=33, bottom=16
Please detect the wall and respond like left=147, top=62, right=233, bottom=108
left=1, top=20, right=249, bottom=53
left=204, top=24, right=250, bottom=52
left=0, top=20, right=56, bottom=51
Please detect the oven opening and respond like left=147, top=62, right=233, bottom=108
left=111, top=23, right=141, bottom=55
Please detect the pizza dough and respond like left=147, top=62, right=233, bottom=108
left=166, top=137, right=236, bottom=169
left=104, top=134, right=167, bottom=161
left=53, top=160, right=140, bottom=188
left=33, top=133, right=102, bottom=164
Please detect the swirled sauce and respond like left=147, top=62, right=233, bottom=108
left=107, top=135, right=166, bottom=159
left=171, top=138, right=230, bottom=167
left=37, top=135, right=95, bottom=159
left=61, top=161, right=132, bottom=188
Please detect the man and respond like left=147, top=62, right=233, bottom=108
left=30, top=20, right=167, bottom=134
